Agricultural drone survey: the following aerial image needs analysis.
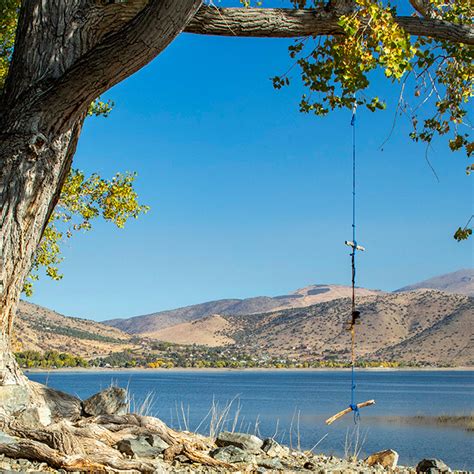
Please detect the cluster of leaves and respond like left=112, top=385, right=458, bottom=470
left=15, top=350, right=88, bottom=369
left=272, top=0, right=472, bottom=238
left=273, top=0, right=415, bottom=114
left=409, top=5, right=473, bottom=167
left=0, top=0, right=19, bottom=89
left=88, top=98, right=115, bottom=117
left=24, top=170, right=149, bottom=295
left=453, top=215, right=473, bottom=241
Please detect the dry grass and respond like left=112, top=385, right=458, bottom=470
left=127, top=390, right=157, bottom=416
left=344, top=424, right=368, bottom=461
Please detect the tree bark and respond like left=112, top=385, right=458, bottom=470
left=0, top=124, right=82, bottom=386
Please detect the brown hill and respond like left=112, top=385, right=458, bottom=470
left=374, top=300, right=474, bottom=364
left=14, top=301, right=139, bottom=359
left=145, top=314, right=234, bottom=347
left=223, top=290, right=474, bottom=365
left=104, top=284, right=381, bottom=334
left=126, top=290, right=473, bottom=366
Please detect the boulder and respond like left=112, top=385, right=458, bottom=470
left=262, top=438, right=288, bottom=458
left=365, top=449, right=399, bottom=469
left=216, top=431, right=263, bottom=453
left=82, top=386, right=127, bottom=416
left=116, top=435, right=167, bottom=458
left=416, top=459, right=451, bottom=473
left=211, top=445, right=255, bottom=464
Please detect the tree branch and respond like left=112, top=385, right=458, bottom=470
left=185, top=6, right=474, bottom=45
left=3, top=0, right=150, bottom=110
left=2, top=0, right=203, bottom=134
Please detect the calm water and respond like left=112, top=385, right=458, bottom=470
left=28, top=370, right=474, bottom=470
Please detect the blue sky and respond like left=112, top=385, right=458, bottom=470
left=27, top=29, right=473, bottom=321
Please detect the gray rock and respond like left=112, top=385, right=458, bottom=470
left=211, top=445, right=255, bottom=464
left=141, top=434, right=169, bottom=452
left=0, top=386, right=29, bottom=417
left=0, top=432, right=15, bottom=445
left=216, top=431, right=263, bottom=453
left=256, top=456, right=285, bottom=470
left=175, top=454, right=191, bottom=463
left=116, top=435, right=165, bottom=458
left=262, top=438, right=288, bottom=458
left=82, top=386, right=127, bottom=416
left=416, top=459, right=451, bottom=473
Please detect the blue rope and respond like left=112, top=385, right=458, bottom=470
left=351, top=104, right=356, bottom=247
left=350, top=101, right=359, bottom=425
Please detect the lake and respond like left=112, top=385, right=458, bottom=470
left=27, top=369, right=474, bottom=470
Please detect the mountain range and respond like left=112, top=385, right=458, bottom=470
left=105, top=284, right=381, bottom=334
left=16, top=268, right=474, bottom=366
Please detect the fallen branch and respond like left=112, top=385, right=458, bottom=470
left=0, top=438, right=106, bottom=472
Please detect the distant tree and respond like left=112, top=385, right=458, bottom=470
left=0, top=0, right=472, bottom=385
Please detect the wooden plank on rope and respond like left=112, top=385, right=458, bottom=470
left=325, top=399, right=375, bottom=425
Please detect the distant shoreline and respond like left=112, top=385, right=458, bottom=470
left=26, top=366, right=474, bottom=374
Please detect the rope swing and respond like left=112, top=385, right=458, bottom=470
left=325, top=102, right=375, bottom=426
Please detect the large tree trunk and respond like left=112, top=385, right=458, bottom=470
left=0, top=121, right=83, bottom=386
left=0, top=0, right=201, bottom=391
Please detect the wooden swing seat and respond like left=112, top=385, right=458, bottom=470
left=325, top=399, right=376, bottom=425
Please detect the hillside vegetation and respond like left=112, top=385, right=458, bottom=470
left=14, top=301, right=139, bottom=359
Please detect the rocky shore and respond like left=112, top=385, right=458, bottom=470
left=0, top=386, right=464, bottom=473
left=0, top=444, right=461, bottom=473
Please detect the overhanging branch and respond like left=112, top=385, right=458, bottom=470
left=185, top=6, right=474, bottom=45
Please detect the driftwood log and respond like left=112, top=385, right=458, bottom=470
left=0, top=383, right=235, bottom=473
left=325, top=399, right=376, bottom=425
